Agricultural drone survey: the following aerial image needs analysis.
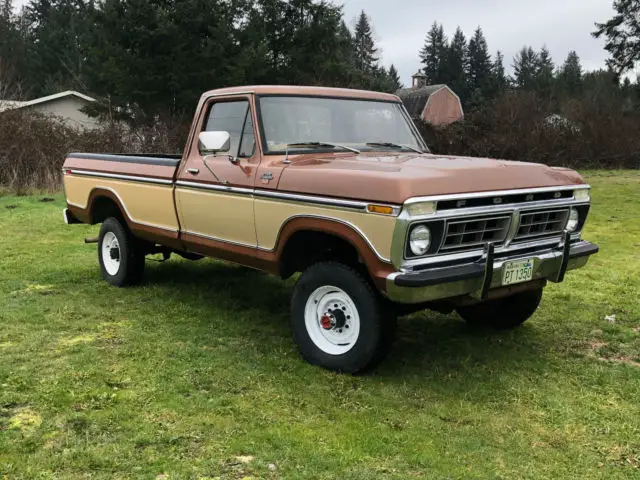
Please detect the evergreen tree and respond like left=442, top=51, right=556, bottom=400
left=467, top=27, right=492, bottom=105
left=558, top=51, right=583, bottom=96
left=24, top=0, right=95, bottom=96
left=353, top=10, right=378, bottom=74
left=286, top=0, right=356, bottom=86
left=1, top=0, right=12, bottom=19
left=419, top=22, right=447, bottom=84
left=535, top=46, right=555, bottom=96
left=443, top=27, right=469, bottom=101
left=388, top=64, right=403, bottom=91
left=536, top=46, right=556, bottom=96
left=593, top=0, right=640, bottom=74
left=0, top=0, right=28, bottom=98
left=368, top=66, right=396, bottom=93
left=583, top=69, right=623, bottom=103
left=512, top=46, right=539, bottom=90
left=85, top=0, right=242, bottom=124
left=491, top=50, right=508, bottom=93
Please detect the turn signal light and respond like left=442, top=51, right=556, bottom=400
left=367, top=204, right=394, bottom=215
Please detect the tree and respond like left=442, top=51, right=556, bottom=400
left=1, top=0, right=11, bottom=19
left=583, top=69, right=623, bottom=103
left=558, top=51, right=583, bottom=96
left=442, top=27, right=469, bottom=101
left=593, top=0, right=640, bottom=74
left=512, top=46, right=539, bottom=90
left=85, top=0, right=242, bottom=125
left=535, top=46, right=555, bottom=96
left=388, top=64, right=403, bottom=91
left=24, top=0, right=95, bottom=96
left=467, top=27, right=492, bottom=105
left=0, top=0, right=28, bottom=98
left=491, top=50, right=508, bottom=94
left=353, top=10, right=378, bottom=74
left=419, top=22, right=447, bottom=84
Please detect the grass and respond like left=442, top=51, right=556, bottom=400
left=1, top=171, right=639, bottom=479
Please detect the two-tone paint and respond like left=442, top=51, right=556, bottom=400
left=62, top=85, right=597, bottom=301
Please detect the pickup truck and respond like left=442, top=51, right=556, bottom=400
left=62, top=85, right=598, bottom=373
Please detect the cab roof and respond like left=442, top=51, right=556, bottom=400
left=201, top=85, right=401, bottom=102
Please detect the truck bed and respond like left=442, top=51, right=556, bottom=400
left=62, top=152, right=183, bottom=243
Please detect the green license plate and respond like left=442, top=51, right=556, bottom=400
left=502, top=259, right=534, bottom=286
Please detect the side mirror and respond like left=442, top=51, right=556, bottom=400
left=198, top=131, right=231, bottom=155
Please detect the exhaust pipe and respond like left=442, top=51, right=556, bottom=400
left=84, top=237, right=99, bottom=244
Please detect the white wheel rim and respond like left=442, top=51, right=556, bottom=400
left=304, top=286, right=360, bottom=355
left=101, top=231, right=121, bottom=276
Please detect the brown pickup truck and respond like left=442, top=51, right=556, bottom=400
left=63, top=85, right=598, bottom=372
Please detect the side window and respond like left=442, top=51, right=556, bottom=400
left=239, top=113, right=255, bottom=158
left=204, top=100, right=254, bottom=158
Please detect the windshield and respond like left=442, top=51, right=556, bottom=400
left=258, top=96, right=427, bottom=154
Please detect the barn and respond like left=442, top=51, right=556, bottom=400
left=397, top=72, right=464, bottom=126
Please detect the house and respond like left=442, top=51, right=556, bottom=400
left=0, top=90, right=99, bottom=129
left=396, top=72, right=464, bottom=126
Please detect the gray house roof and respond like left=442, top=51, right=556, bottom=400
left=396, top=84, right=448, bottom=117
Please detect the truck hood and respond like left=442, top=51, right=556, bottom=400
left=276, top=152, right=585, bottom=204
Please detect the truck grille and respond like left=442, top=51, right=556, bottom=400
left=441, top=215, right=511, bottom=252
left=514, top=208, right=570, bottom=242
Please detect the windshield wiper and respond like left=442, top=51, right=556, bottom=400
left=365, top=142, right=424, bottom=154
left=286, top=142, right=361, bottom=154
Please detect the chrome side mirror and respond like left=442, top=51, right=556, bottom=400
left=198, top=131, right=231, bottom=155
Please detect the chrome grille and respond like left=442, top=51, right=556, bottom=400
left=514, top=208, right=569, bottom=242
left=441, top=215, right=511, bottom=252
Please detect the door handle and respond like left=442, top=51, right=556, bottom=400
left=186, top=168, right=199, bottom=175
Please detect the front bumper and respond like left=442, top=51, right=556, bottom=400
left=386, top=239, right=598, bottom=304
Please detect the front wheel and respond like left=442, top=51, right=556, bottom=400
left=456, top=287, right=543, bottom=329
left=291, top=262, right=396, bottom=373
left=98, top=217, right=145, bottom=287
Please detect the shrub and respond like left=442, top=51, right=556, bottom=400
left=418, top=91, right=640, bottom=169
left=0, top=110, right=188, bottom=193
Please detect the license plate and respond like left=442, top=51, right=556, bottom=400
left=502, top=259, right=534, bottom=286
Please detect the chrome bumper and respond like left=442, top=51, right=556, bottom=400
left=385, top=239, right=598, bottom=304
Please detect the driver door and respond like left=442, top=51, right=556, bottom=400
left=176, top=95, right=259, bottom=249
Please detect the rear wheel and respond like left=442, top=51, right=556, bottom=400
left=456, top=287, right=543, bottom=329
left=291, top=262, right=396, bottom=373
left=98, top=217, right=145, bottom=287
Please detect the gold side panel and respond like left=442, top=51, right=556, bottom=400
left=254, top=198, right=396, bottom=261
left=175, top=188, right=257, bottom=246
left=64, top=176, right=179, bottom=230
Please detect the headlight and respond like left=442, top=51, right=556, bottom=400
left=566, top=208, right=579, bottom=232
left=574, top=188, right=590, bottom=202
left=405, top=201, right=436, bottom=217
left=409, top=225, right=431, bottom=256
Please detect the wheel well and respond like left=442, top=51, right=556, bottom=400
left=90, top=196, right=126, bottom=225
left=279, top=230, right=362, bottom=279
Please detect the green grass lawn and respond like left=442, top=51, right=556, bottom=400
left=1, top=171, right=639, bottom=479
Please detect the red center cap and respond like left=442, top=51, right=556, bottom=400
left=320, top=315, right=333, bottom=330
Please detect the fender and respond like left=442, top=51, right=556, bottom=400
left=273, top=216, right=395, bottom=291
left=70, top=187, right=182, bottom=249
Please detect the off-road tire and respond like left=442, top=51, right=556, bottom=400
left=291, top=261, right=396, bottom=373
left=98, top=217, right=145, bottom=287
left=456, top=287, right=544, bottom=329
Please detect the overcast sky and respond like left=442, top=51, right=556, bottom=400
left=341, top=0, right=623, bottom=84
